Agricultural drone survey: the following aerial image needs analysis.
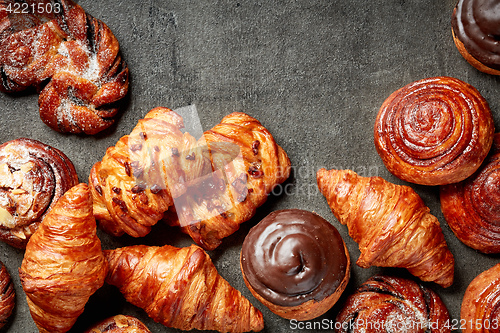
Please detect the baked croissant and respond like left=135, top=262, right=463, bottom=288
left=461, top=263, right=500, bottom=333
left=374, top=76, right=494, bottom=185
left=441, top=133, right=500, bottom=253
left=104, top=244, right=264, bottom=333
left=0, top=138, right=78, bottom=248
left=335, top=275, right=450, bottom=333
left=317, top=168, right=455, bottom=288
left=0, top=260, right=15, bottom=330
left=0, top=0, right=129, bottom=134
left=19, top=183, right=108, bottom=333
left=85, top=315, right=151, bottom=333
left=90, top=107, right=290, bottom=250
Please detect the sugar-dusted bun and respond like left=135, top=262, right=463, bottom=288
left=452, top=0, right=500, bottom=75
left=240, top=209, right=350, bottom=320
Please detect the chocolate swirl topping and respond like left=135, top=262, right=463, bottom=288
left=241, top=209, right=348, bottom=307
left=452, top=0, right=500, bottom=70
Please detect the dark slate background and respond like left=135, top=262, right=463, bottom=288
left=1, top=0, right=499, bottom=332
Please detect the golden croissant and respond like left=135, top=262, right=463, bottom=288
left=104, top=244, right=264, bottom=333
left=90, top=107, right=290, bottom=250
left=317, top=169, right=454, bottom=288
left=19, top=183, right=108, bottom=333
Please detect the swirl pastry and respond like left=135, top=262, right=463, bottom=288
left=85, top=315, right=151, bottom=333
left=90, top=107, right=290, bottom=250
left=19, top=183, right=108, bottom=333
left=374, top=76, right=494, bottom=185
left=462, top=263, right=500, bottom=333
left=317, top=168, right=455, bottom=287
left=441, top=133, right=500, bottom=253
left=335, top=275, right=450, bottom=333
left=0, top=138, right=78, bottom=248
left=0, top=260, right=14, bottom=330
left=105, top=244, right=264, bottom=333
left=0, top=0, right=129, bottom=134
left=240, top=209, right=350, bottom=321
left=452, top=0, right=500, bottom=75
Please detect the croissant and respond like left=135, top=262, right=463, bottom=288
left=104, top=244, right=264, bottom=333
left=90, top=107, right=290, bottom=250
left=0, top=138, right=78, bottom=248
left=317, top=168, right=455, bottom=287
left=374, top=76, right=494, bottom=185
left=461, top=263, right=500, bottom=333
left=335, top=275, right=450, bottom=333
left=85, top=315, right=151, bottom=333
left=19, top=183, right=108, bottom=333
left=0, top=260, right=15, bottom=330
left=0, top=0, right=129, bottom=134
left=441, top=133, right=500, bottom=253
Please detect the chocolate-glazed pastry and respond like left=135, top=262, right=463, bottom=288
left=240, top=209, right=350, bottom=320
left=0, top=138, right=78, bottom=248
left=0, top=260, right=14, bottom=330
left=335, top=275, right=450, bottom=333
left=374, top=76, right=494, bottom=185
left=452, top=0, right=500, bottom=75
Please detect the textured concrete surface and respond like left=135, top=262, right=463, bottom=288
left=1, top=0, right=499, bottom=332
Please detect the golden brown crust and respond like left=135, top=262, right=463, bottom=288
left=0, top=138, right=78, bottom=248
left=374, top=76, right=494, bottom=185
left=461, top=263, right=500, bottom=333
left=0, top=0, right=129, bottom=134
left=0, top=260, right=15, bottom=330
left=336, top=275, right=451, bottom=333
left=19, top=183, right=108, bottom=333
left=317, top=168, right=455, bottom=288
left=104, top=244, right=264, bottom=333
left=85, top=315, right=151, bottom=333
left=90, top=107, right=290, bottom=250
left=441, top=133, right=500, bottom=253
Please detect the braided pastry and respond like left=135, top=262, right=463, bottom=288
left=0, top=260, right=14, bottom=330
left=19, top=183, right=108, bottom=333
left=90, top=107, right=290, bottom=250
left=462, top=263, right=500, bottom=333
left=0, top=0, right=129, bottom=134
left=441, top=133, right=500, bottom=253
left=85, top=315, right=151, bottom=333
left=335, top=275, right=450, bottom=333
left=317, top=168, right=455, bottom=287
left=105, top=244, right=264, bottom=333
left=374, top=76, right=494, bottom=185
left=0, top=138, right=78, bottom=248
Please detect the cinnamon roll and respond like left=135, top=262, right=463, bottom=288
left=336, top=275, right=450, bottom=333
left=240, top=209, right=350, bottom=320
left=0, top=0, right=129, bottom=134
left=0, top=138, right=79, bottom=248
left=374, top=76, right=494, bottom=185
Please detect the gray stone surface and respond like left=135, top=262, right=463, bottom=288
left=0, top=0, right=499, bottom=332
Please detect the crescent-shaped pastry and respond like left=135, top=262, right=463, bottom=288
left=374, top=76, right=494, bottom=185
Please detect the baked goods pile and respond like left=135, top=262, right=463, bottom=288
left=0, top=0, right=499, bottom=331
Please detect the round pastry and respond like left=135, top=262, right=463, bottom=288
left=0, top=260, right=14, bottom=330
left=461, top=263, right=500, bottom=333
left=0, top=138, right=79, bottom=248
left=441, top=133, right=500, bottom=253
left=374, top=76, right=494, bottom=185
left=85, top=315, right=151, bottom=333
left=335, top=275, right=450, bottom=333
left=452, top=0, right=500, bottom=75
left=240, top=209, right=350, bottom=320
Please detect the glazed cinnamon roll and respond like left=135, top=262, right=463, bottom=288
left=335, top=275, right=450, bottom=333
left=85, top=315, right=151, bottom=333
left=0, top=260, right=14, bottom=330
left=461, top=263, right=500, bottom=333
left=0, top=138, right=78, bottom=248
left=374, top=76, right=494, bottom=185
left=0, top=0, right=129, bottom=134
left=452, top=0, right=500, bottom=75
left=240, top=209, right=350, bottom=320
left=441, top=133, right=500, bottom=253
